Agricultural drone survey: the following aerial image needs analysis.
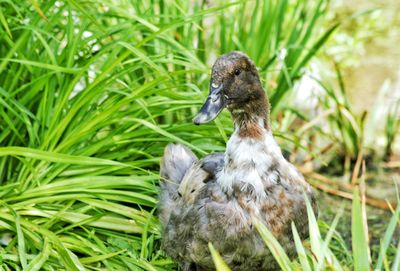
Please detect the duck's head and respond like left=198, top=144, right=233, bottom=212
left=193, top=51, right=268, bottom=126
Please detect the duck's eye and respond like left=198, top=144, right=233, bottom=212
left=234, top=69, right=241, bottom=76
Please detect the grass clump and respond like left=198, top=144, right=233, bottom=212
left=248, top=189, right=400, bottom=271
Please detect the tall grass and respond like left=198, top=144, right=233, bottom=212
left=0, top=0, right=396, bottom=270
left=251, top=189, right=400, bottom=271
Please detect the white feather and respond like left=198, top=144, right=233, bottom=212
left=217, top=120, right=284, bottom=197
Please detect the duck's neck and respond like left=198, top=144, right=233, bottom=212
left=232, top=111, right=269, bottom=138
left=231, top=94, right=270, bottom=133
left=218, top=99, right=283, bottom=197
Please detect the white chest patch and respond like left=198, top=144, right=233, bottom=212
left=217, top=127, right=285, bottom=197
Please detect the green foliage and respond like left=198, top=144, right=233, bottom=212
left=248, top=193, right=399, bottom=271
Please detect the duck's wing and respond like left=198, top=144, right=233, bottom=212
left=177, top=152, right=224, bottom=205
left=201, top=152, right=224, bottom=177
left=159, top=150, right=224, bottom=225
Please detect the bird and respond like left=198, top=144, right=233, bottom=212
left=158, top=51, right=317, bottom=271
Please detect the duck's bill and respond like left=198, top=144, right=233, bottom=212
left=193, top=84, right=226, bottom=125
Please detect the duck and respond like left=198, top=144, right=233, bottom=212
left=158, top=51, right=317, bottom=271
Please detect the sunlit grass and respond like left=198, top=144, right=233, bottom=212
left=248, top=190, right=400, bottom=271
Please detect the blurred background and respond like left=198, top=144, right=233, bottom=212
left=333, top=0, right=399, bottom=114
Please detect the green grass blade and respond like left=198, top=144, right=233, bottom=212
left=208, top=242, right=232, bottom=271
left=25, top=237, right=51, bottom=271
left=0, top=147, right=128, bottom=167
left=130, top=118, right=207, bottom=154
left=0, top=7, right=12, bottom=38
left=291, top=222, right=312, bottom=271
left=391, top=240, right=400, bottom=271
left=304, top=193, right=323, bottom=264
left=253, top=217, right=293, bottom=271
left=376, top=203, right=400, bottom=270
left=352, top=188, right=370, bottom=271
left=0, top=58, right=81, bottom=73
left=15, top=214, right=27, bottom=269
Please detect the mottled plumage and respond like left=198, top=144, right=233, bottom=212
left=159, top=51, right=317, bottom=271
